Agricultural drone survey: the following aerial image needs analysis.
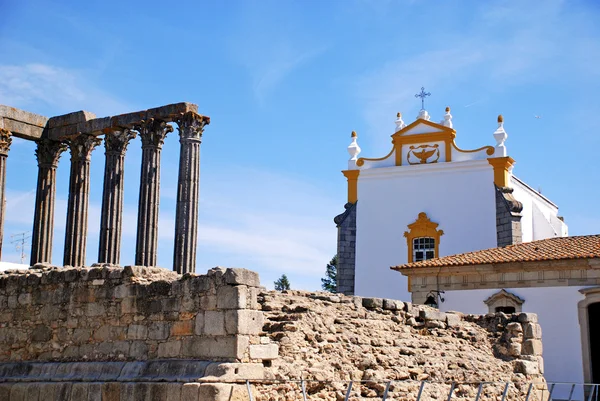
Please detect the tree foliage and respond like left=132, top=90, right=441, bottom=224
left=274, top=274, right=291, bottom=291
left=321, top=255, right=337, bottom=293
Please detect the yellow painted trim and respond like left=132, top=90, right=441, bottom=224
left=392, top=118, right=455, bottom=138
left=403, top=212, right=444, bottom=264
left=356, top=146, right=395, bottom=167
left=342, top=170, right=360, bottom=203
left=487, top=156, right=515, bottom=187
left=392, top=126, right=456, bottom=166
left=452, top=140, right=495, bottom=156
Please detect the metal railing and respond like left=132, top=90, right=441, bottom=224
left=239, top=379, right=600, bottom=401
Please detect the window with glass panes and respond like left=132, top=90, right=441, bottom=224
left=413, top=237, right=435, bottom=262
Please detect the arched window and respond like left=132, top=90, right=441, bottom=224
left=404, top=212, right=444, bottom=263
left=484, top=289, right=524, bottom=314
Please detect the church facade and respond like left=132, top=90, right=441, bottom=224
left=335, top=105, right=567, bottom=301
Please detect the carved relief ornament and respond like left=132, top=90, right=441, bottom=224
left=67, top=134, right=102, bottom=162
left=176, top=112, right=210, bottom=143
left=0, top=129, right=12, bottom=157
left=35, top=138, right=68, bottom=168
left=135, top=119, right=173, bottom=148
left=104, top=128, right=137, bottom=155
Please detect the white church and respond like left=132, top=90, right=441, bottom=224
left=335, top=92, right=600, bottom=388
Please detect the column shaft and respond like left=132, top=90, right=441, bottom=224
left=173, top=112, right=209, bottom=274
left=63, top=134, right=101, bottom=267
left=135, top=120, right=172, bottom=267
left=0, top=129, right=11, bottom=261
left=30, top=139, right=67, bottom=265
left=98, top=129, right=136, bottom=265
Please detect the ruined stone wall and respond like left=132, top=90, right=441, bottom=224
left=0, top=265, right=266, bottom=363
left=255, top=290, right=545, bottom=401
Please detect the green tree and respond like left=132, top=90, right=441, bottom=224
left=274, top=274, right=291, bottom=291
left=321, top=255, right=337, bottom=293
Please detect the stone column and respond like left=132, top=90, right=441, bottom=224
left=173, top=112, right=209, bottom=274
left=135, top=119, right=172, bottom=267
left=0, top=129, right=12, bottom=260
left=30, top=139, right=68, bottom=265
left=63, top=134, right=101, bottom=267
left=97, top=128, right=136, bottom=265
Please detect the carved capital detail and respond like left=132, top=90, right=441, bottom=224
left=135, top=119, right=173, bottom=148
left=176, top=112, right=210, bottom=143
left=104, top=128, right=137, bottom=155
left=35, top=138, right=68, bottom=168
left=0, top=129, right=12, bottom=156
left=67, top=134, right=102, bottom=162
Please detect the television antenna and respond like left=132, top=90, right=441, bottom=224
left=10, top=232, right=31, bottom=264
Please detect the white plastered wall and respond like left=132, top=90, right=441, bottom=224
left=511, top=176, right=568, bottom=241
left=440, top=287, right=585, bottom=391
left=355, top=160, right=498, bottom=301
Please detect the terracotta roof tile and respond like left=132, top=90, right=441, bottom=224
left=392, top=235, right=600, bottom=270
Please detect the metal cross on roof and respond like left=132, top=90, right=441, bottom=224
left=415, top=87, right=431, bottom=110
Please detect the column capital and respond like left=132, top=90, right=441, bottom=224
left=67, top=134, right=101, bottom=162
left=104, top=128, right=137, bottom=155
left=135, top=119, right=173, bottom=149
left=35, top=138, right=68, bottom=168
left=175, top=112, right=210, bottom=143
left=0, top=129, right=12, bottom=157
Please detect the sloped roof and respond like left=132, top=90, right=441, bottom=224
left=392, top=235, right=600, bottom=270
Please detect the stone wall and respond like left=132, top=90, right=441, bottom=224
left=334, top=202, right=357, bottom=295
left=256, top=290, right=545, bottom=400
left=495, top=185, right=523, bottom=247
left=0, top=265, right=266, bottom=363
left=0, top=265, right=272, bottom=400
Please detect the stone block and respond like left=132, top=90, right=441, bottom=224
left=0, top=383, right=11, bottom=400
left=419, top=309, right=447, bottom=322
left=446, top=314, right=461, bottom=327
left=514, top=359, right=539, bottom=375
left=204, top=362, right=265, bottom=380
left=71, top=383, right=89, bottom=400
left=362, top=297, right=384, bottom=309
left=10, top=383, right=29, bottom=401
left=130, top=341, right=149, bottom=359
left=87, top=383, right=102, bottom=401
left=146, top=102, right=199, bottom=121
left=383, top=299, right=404, bottom=311
left=101, top=382, right=121, bottom=401
left=204, top=311, right=225, bottom=336
left=182, top=336, right=245, bottom=359
left=518, top=313, right=537, bottom=323
left=200, top=295, right=217, bottom=311
left=165, top=383, right=182, bottom=401
left=157, top=341, right=182, bottom=358
left=148, top=322, right=170, bottom=340
left=47, top=110, right=96, bottom=129
left=181, top=383, right=200, bottom=401
left=149, top=383, right=168, bottom=400
left=522, top=339, right=543, bottom=356
left=171, top=321, right=194, bottom=336
left=217, top=285, right=248, bottom=309
left=223, top=268, right=260, bottom=287
left=225, top=310, right=264, bottom=335
left=195, top=312, right=204, bottom=335
left=198, top=383, right=243, bottom=401
left=249, top=343, right=279, bottom=360
left=127, top=324, right=148, bottom=340
left=523, top=323, right=542, bottom=339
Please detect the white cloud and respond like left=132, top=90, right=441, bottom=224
left=0, top=63, right=132, bottom=116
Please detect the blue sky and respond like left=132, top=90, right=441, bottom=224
left=0, top=0, right=599, bottom=290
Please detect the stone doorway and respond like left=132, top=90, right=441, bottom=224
left=588, top=303, right=600, bottom=383
left=578, top=288, right=600, bottom=384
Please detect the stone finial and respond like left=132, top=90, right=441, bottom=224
left=395, top=112, right=406, bottom=132
left=441, top=106, right=453, bottom=128
left=347, top=131, right=361, bottom=170
left=493, top=114, right=508, bottom=157
left=417, top=109, right=430, bottom=121
left=0, top=129, right=12, bottom=156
